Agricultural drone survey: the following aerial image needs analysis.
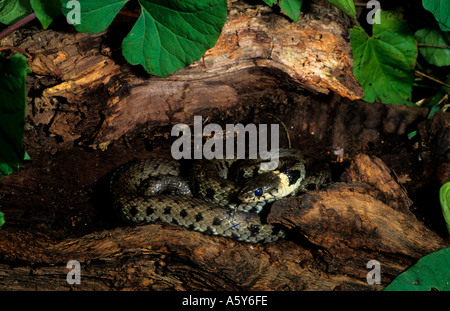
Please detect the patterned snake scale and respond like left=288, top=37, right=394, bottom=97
left=110, top=149, right=330, bottom=243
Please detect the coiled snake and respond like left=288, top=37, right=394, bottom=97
left=110, top=149, right=330, bottom=243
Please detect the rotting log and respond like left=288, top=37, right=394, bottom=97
left=0, top=155, right=447, bottom=291
left=3, top=0, right=362, bottom=148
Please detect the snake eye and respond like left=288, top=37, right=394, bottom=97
left=254, top=188, right=263, bottom=197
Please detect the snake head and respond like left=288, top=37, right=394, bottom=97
left=237, top=172, right=281, bottom=203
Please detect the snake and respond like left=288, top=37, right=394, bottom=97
left=110, top=149, right=330, bottom=243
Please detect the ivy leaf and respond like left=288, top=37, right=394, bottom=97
left=279, top=0, right=302, bottom=22
left=0, top=0, right=32, bottom=25
left=122, top=0, right=227, bottom=77
left=0, top=54, right=28, bottom=178
left=423, top=0, right=450, bottom=31
left=0, top=0, right=60, bottom=29
left=262, top=0, right=277, bottom=5
left=350, top=9, right=418, bottom=105
left=262, top=0, right=302, bottom=22
left=415, top=28, right=450, bottom=67
left=30, top=0, right=62, bottom=29
left=60, top=0, right=128, bottom=33
left=326, top=0, right=356, bottom=20
left=0, top=211, right=4, bottom=227
left=61, top=0, right=227, bottom=77
left=440, top=182, right=450, bottom=235
left=384, top=248, right=450, bottom=291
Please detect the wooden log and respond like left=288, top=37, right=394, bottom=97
left=5, top=0, right=362, bottom=147
left=0, top=155, right=446, bottom=291
left=340, top=154, right=413, bottom=212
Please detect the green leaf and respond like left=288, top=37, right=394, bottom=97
left=61, top=0, right=227, bottom=77
left=0, top=0, right=33, bottom=25
left=0, top=212, right=4, bottom=227
left=440, top=182, right=450, bottom=235
left=30, top=0, right=61, bottom=29
left=24, top=151, right=31, bottom=161
left=278, top=0, right=302, bottom=22
left=350, top=9, right=418, bottom=105
left=262, top=0, right=302, bottom=22
left=122, top=0, right=227, bottom=77
left=375, top=9, right=418, bottom=70
left=426, top=105, right=441, bottom=119
left=384, top=248, right=450, bottom=291
left=423, top=0, right=450, bottom=31
left=60, top=0, right=128, bottom=33
left=407, top=130, right=417, bottom=139
left=415, top=28, right=450, bottom=67
left=262, top=0, right=277, bottom=6
left=0, top=54, right=28, bottom=178
left=326, top=0, right=356, bottom=20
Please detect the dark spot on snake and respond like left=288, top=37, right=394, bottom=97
left=230, top=222, right=240, bottom=231
left=204, top=227, right=215, bottom=235
left=179, top=209, right=188, bottom=218
left=271, top=226, right=282, bottom=236
left=146, top=206, right=155, bottom=216
left=249, top=225, right=260, bottom=237
left=212, top=217, right=222, bottom=226
left=252, top=167, right=259, bottom=176
left=163, top=206, right=172, bottom=214
left=305, top=183, right=318, bottom=191
left=129, top=206, right=138, bottom=216
left=195, top=213, right=204, bottom=222
left=247, top=206, right=259, bottom=213
left=205, top=188, right=215, bottom=200
left=231, top=233, right=240, bottom=240
left=285, top=170, right=301, bottom=186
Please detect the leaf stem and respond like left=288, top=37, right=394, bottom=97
left=0, top=13, right=37, bottom=42
left=118, top=10, right=140, bottom=19
left=0, top=46, right=32, bottom=58
left=417, top=43, right=450, bottom=49
left=415, top=70, right=450, bottom=88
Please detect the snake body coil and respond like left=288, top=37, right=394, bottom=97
left=110, top=149, right=329, bottom=243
